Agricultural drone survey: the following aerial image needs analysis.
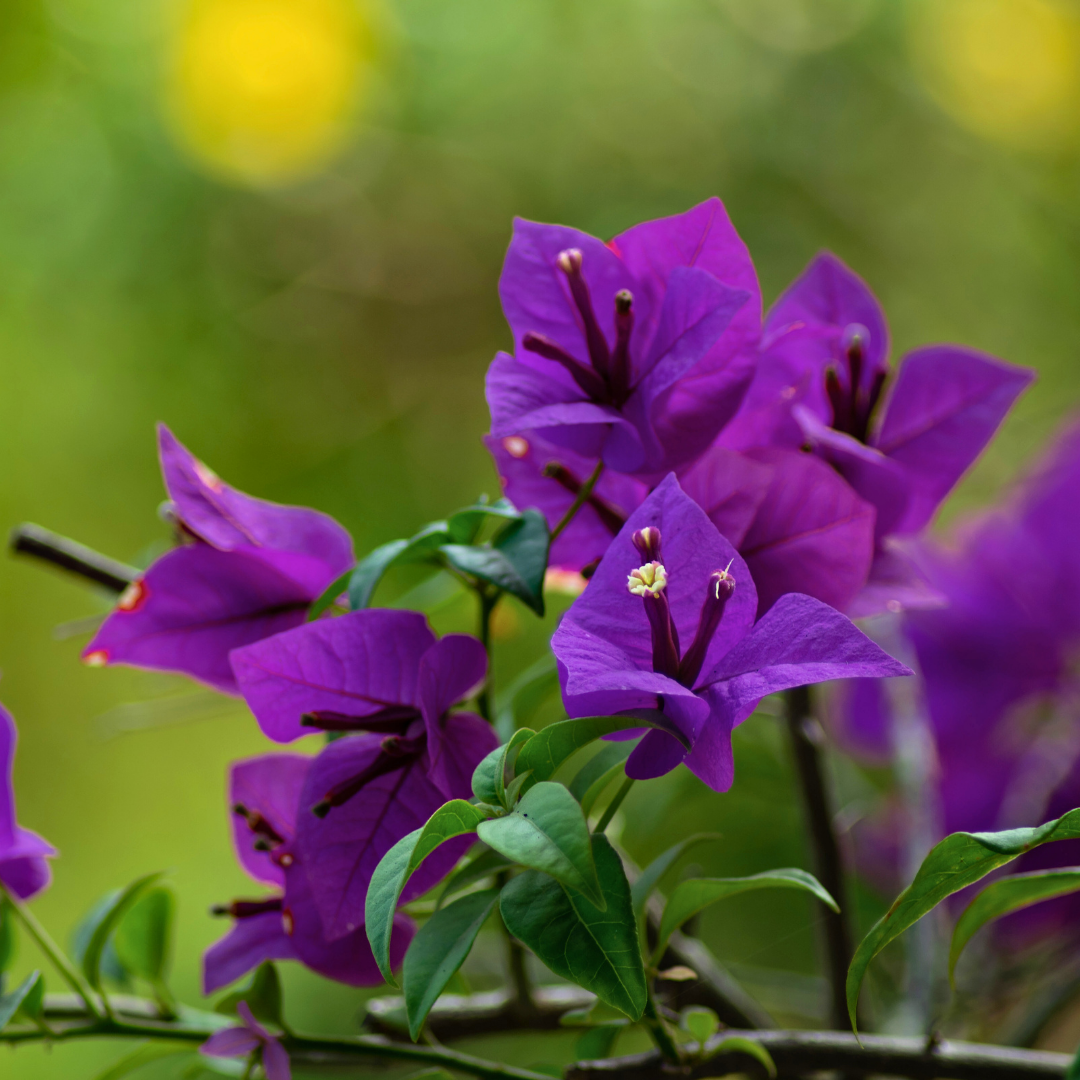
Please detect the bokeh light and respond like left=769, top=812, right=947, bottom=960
left=907, top=0, right=1080, bottom=149
left=166, top=0, right=371, bottom=186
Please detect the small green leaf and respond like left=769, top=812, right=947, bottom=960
left=82, top=872, right=166, bottom=991
left=0, top=896, right=15, bottom=974
left=214, top=960, right=283, bottom=1028
left=950, top=869, right=1080, bottom=986
left=114, top=886, right=174, bottom=982
left=367, top=800, right=491, bottom=984
left=437, top=846, right=512, bottom=908
left=447, top=498, right=519, bottom=544
left=516, top=714, right=689, bottom=792
left=708, top=1037, right=776, bottom=1076
left=500, top=836, right=647, bottom=1019
left=307, top=569, right=353, bottom=621
left=348, top=539, right=410, bottom=609
left=403, top=887, right=500, bottom=1040
left=680, top=1005, right=719, bottom=1044
left=497, top=728, right=535, bottom=807
left=655, top=870, right=837, bottom=963
left=575, top=1023, right=625, bottom=1060
left=630, top=834, right=721, bottom=922
left=0, top=970, right=43, bottom=1031
left=478, top=782, right=603, bottom=907
left=847, top=807, right=1080, bottom=1033
left=493, top=509, right=550, bottom=614
left=72, top=891, right=131, bottom=988
left=90, top=1041, right=194, bottom=1080
left=471, top=746, right=504, bottom=805
left=503, top=771, right=532, bottom=807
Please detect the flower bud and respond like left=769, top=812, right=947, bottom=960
left=632, top=526, right=662, bottom=562
left=557, top=248, right=583, bottom=274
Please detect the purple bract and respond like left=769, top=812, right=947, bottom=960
left=551, top=475, right=910, bottom=791
left=487, top=199, right=760, bottom=477
left=201, top=1002, right=291, bottom=1080
left=83, top=427, right=354, bottom=694
left=0, top=701, right=55, bottom=900
left=230, top=610, right=498, bottom=940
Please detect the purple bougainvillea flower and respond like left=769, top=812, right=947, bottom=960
left=0, top=702, right=55, bottom=900
left=201, top=1002, right=291, bottom=1080
left=230, top=610, right=498, bottom=940
left=551, top=475, right=910, bottom=791
left=487, top=429, right=875, bottom=616
left=722, top=252, right=1034, bottom=616
left=83, top=428, right=354, bottom=694
left=487, top=199, right=760, bottom=477
left=204, top=754, right=413, bottom=993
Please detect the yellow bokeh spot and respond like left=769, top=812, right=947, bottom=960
left=166, top=0, right=371, bottom=186
left=908, top=0, right=1080, bottom=149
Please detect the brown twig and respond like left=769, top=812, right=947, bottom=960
left=567, top=1029, right=1074, bottom=1080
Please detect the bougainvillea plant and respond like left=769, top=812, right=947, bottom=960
left=5, top=197, right=1080, bottom=1080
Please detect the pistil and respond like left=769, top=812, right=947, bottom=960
left=628, top=558, right=680, bottom=679
left=300, top=704, right=421, bottom=734
left=610, top=290, right=634, bottom=402
left=522, top=331, right=610, bottom=401
left=557, top=248, right=611, bottom=377
left=677, top=564, right=736, bottom=688
left=311, top=733, right=426, bottom=818
left=211, top=897, right=283, bottom=919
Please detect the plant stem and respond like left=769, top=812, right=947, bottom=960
left=495, top=870, right=539, bottom=1022
left=594, top=776, right=634, bottom=834
left=551, top=461, right=604, bottom=543
left=642, top=997, right=681, bottom=1064
left=1, top=886, right=104, bottom=1020
left=8, top=523, right=138, bottom=594
left=476, top=587, right=500, bottom=722
left=782, top=685, right=855, bottom=1033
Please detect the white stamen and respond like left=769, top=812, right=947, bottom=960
left=628, top=561, right=667, bottom=597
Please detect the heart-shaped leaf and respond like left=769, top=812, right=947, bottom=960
left=114, top=886, right=174, bottom=983
left=500, top=836, right=646, bottom=1019
left=403, top=887, right=501, bottom=1039
left=81, top=872, right=167, bottom=992
left=366, top=800, right=491, bottom=984
left=477, top=782, right=602, bottom=907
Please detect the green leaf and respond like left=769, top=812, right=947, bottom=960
left=0, top=896, right=15, bottom=974
left=81, top=872, right=167, bottom=991
left=708, top=1037, right=777, bottom=1076
left=437, top=846, right=512, bottom=908
left=1069, top=1043, right=1080, bottom=1080
left=655, top=870, right=837, bottom=963
left=366, top=800, right=491, bottom=985
left=493, top=654, right=558, bottom=740
left=568, top=742, right=632, bottom=809
left=447, top=498, right=519, bottom=544
left=680, top=1005, right=719, bottom=1044
left=90, top=1042, right=194, bottom=1080
left=500, top=835, right=647, bottom=1020
left=0, top=970, right=43, bottom=1031
left=72, top=891, right=131, bottom=988
left=477, top=782, right=603, bottom=907
left=306, top=569, right=353, bottom=621
left=403, top=887, right=500, bottom=1040
left=214, top=960, right=283, bottom=1028
left=515, top=714, right=689, bottom=792
left=114, top=886, right=174, bottom=982
left=575, top=1023, right=624, bottom=1060
left=847, top=807, right=1080, bottom=1033
left=950, top=869, right=1080, bottom=986
left=630, top=834, right=722, bottom=922
left=493, top=509, right=550, bottom=614
left=348, top=539, right=410, bottom=609
left=472, top=729, right=535, bottom=808
left=496, top=728, right=535, bottom=807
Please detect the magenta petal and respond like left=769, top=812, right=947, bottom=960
left=202, top=1027, right=261, bottom=1059
left=681, top=703, right=741, bottom=793
left=230, top=610, right=436, bottom=743
left=486, top=351, right=585, bottom=434
left=203, top=911, right=297, bottom=995
left=0, top=851, right=53, bottom=900
left=499, top=219, right=644, bottom=363
left=260, top=1037, right=292, bottom=1080
left=678, top=445, right=773, bottom=548
left=625, top=728, right=690, bottom=781
left=0, top=704, right=17, bottom=847
left=158, top=425, right=353, bottom=576
left=284, top=856, right=414, bottom=986
left=701, top=593, right=912, bottom=711
left=295, top=732, right=485, bottom=940
left=559, top=474, right=757, bottom=679
left=613, top=197, right=761, bottom=370
left=484, top=433, right=645, bottom=572
left=738, top=447, right=876, bottom=616
left=230, top=755, right=310, bottom=887
left=84, top=545, right=315, bottom=695
left=418, top=637, right=488, bottom=794
left=847, top=545, right=947, bottom=619
left=873, top=346, right=1036, bottom=534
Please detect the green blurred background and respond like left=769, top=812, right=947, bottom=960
left=3, top=0, right=1080, bottom=1073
